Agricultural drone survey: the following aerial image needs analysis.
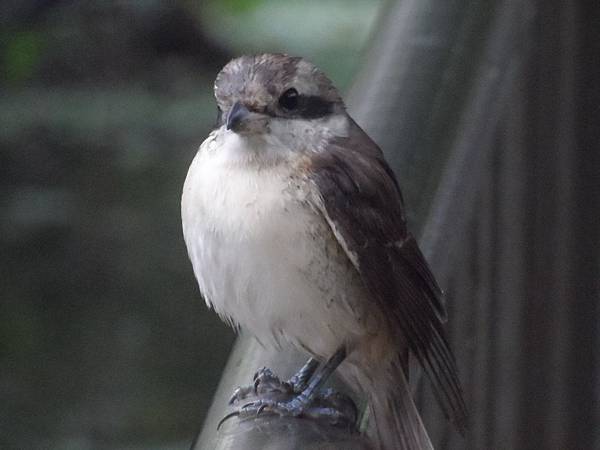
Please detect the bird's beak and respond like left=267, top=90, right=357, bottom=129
left=226, top=101, right=250, bottom=131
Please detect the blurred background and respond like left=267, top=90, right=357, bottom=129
left=0, top=1, right=381, bottom=449
left=3, top=1, right=600, bottom=450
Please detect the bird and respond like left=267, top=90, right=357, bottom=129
left=181, top=53, right=467, bottom=450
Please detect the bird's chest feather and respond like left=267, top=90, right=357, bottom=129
left=181, top=135, right=368, bottom=355
left=183, top=145, right=316, bottom=267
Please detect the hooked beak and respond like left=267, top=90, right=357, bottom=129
left=226, top=101, right=250, bottom=131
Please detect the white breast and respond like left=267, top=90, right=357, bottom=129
left=181, top=129, right=373, bottom=358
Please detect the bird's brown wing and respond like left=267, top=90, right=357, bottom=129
left=308, top=118, right=467, bottom=433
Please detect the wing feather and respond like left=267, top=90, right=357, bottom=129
left=309, top=118, right=467, bottom=433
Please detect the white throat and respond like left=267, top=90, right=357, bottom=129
left=213, top=113, right=349, bottom=168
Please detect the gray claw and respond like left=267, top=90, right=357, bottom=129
left=253, top=367, right=267, bottom=381
left=230, top=367, right=293, bottom=406
left=253, top=377, right=261, bottom=394
left=217, top=411, right=240, bottom=430
left=228, top=385, right=254, bottom=405
left=256, top=403, right=268, bottom=416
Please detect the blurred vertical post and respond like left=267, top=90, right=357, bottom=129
left=193, top=0, right=600, bottom=449
left=413, top=1, right=600, bottom=449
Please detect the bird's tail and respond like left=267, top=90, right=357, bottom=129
left=356, top=357, right=433, bottom=450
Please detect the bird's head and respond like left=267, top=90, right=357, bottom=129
left=213, top=54, right=347, bottom=153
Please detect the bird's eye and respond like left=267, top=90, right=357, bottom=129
left=279, top=88, right=299, bottom=111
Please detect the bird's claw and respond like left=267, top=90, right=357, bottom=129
left=219, top=387, right=357, bottom=430
left=218, top=399, right=293, bottom=430
left=239, top=397, right=306, bottom=419
left=216, top=410, right=240, bottom=430
left=229, top=367, right=293, bottom=405
left=219, top=364, right=358, bottom=431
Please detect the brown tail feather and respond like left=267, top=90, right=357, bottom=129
left=350, top=357, right=434, bottom=450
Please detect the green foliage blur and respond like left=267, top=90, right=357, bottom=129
left=0, top=1, right=379, bottom=449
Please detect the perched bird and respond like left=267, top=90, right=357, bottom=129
left=181, top=53, right=467, bottom=450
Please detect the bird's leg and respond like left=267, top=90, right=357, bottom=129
left=221, top=347, right=357, bottom=428
left=285, top=347, right=347, bottom=407
left=288, top=357, right=320, bottom=393
left=228, top=357, right=319, bottom=405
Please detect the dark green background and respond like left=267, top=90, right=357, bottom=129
left=0, top=1, right=380, bottom=449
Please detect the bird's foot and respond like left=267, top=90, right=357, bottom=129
left=229, top=359, right=319, bottom=405
left=228, top=367, right=294, bottom=405
left=219, top=387, right=357, bottom=429
left=221, top=354, right=355, bottom=430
